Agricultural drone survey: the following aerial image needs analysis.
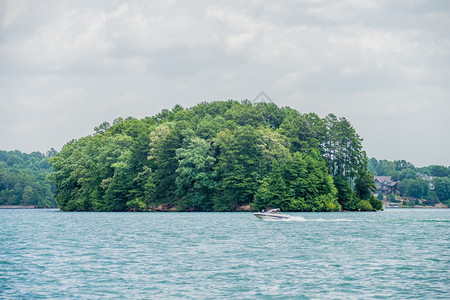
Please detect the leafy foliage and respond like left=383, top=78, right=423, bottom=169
left=49, top=101, right=380, bottom=211
left=176, top=136, right=216, bottom=211
left=0, top=150, right=56, bottom=207
left=369, top=157, right=449, bottom=205
left=432, top=177, right=450, bottom=203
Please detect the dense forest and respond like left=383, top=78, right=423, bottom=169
left=0, top=150, right=56, bottom=207
left=49, top=100, right=382, bottom=212
left=369, top=158, right=450, bottom=206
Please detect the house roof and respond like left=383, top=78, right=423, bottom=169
left=374, top=176, right=392, bottom=183
left=418, top=173, right=433, bottom=181
left=374, top=176, right=398, bottom=186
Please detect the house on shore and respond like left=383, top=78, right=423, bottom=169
left=374, top=176, right=399, bottom=194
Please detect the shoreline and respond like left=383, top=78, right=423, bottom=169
left=0, top=205, right=56, bottom=209
left=1, top=205, right=447, bottom=211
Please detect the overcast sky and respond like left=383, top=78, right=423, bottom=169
left=1, top=0, right=449, bottom=167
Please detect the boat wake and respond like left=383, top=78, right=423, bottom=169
left=262, top=216, right=306, bottom=222
left=308, top=218, right=353, bottom=222
left=263, top=216, right=353, bottom=222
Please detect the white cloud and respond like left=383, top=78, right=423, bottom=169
left=340, top=67, right=361, bottom=78
left=2, top=8, right=112, bottom=70
left=0, top=0, right=449, bottom=166
left=305, top=0, right=380, bottom=22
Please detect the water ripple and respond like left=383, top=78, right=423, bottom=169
left=0, top=209, right=449, bottom=299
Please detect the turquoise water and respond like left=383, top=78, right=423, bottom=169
left=1, top=209, right=449, bottom=299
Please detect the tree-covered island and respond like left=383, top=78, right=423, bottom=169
left=49, top=100, right=382, bottom=212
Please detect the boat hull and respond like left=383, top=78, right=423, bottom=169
left=253, top=213, right=292, bottom=220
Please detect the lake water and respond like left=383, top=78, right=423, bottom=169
left=1, top=209, right=449, bottom=299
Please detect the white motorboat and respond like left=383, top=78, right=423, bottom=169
left=253, top=208, right=292, bottom=220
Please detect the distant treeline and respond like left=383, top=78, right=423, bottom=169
left=0, top=150, right=57, bottom=207
left=49, top=100, right=382, bottom=212
left=369, top=158, right=450, bottom=205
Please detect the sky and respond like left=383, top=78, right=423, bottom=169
left=1, top=0, right=449, bottom=167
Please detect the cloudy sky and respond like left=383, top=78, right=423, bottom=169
left=1, top=0, right=449, bottom=167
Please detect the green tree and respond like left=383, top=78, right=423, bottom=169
left=398, top=179, right=429, bottom=199
left=334, top=175, right=354, bottom=209
left=22, top=186, right=34, bottom=205
left=285, top=150, right=339, bottom=211
left=94, top=121, right=111, bottom=134
left=398, top=169, right=418, bottom=181
left=278, top=109, right=318, bottom=153
left=370, top=196, right=383, bottom=210
left=129, top=166, right=156, bottom=210
left=126, top=198, right=147, bottom=211
left=433, top=177, right=450, bottom=202
left=176, top=136, right=216, bottom=211
left=356, top=200, right=373, bottom=211
left=429, top=165, right=450, bottom=177
left=394, top=160, right=415, bottom=172
left=0, top=150, right=55, bottom=207
left=213, top=126, right=263, bottom=211
left=148, top=123, right=185, bottom=204
left=354, top=169, right=376, bottom=200
left=253, top=160, right=289, bottom=211
left=353, top=168, right=382, bottom=210
left=102, top=151, right=134, bottom=211
left=48, top=100, right=378, bottom=212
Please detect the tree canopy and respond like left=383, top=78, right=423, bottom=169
left=49, top=101, right=381, bottom=212
left=369, top=158, right=450, bottom=206
left=0, top=150, right=56, bottom=207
